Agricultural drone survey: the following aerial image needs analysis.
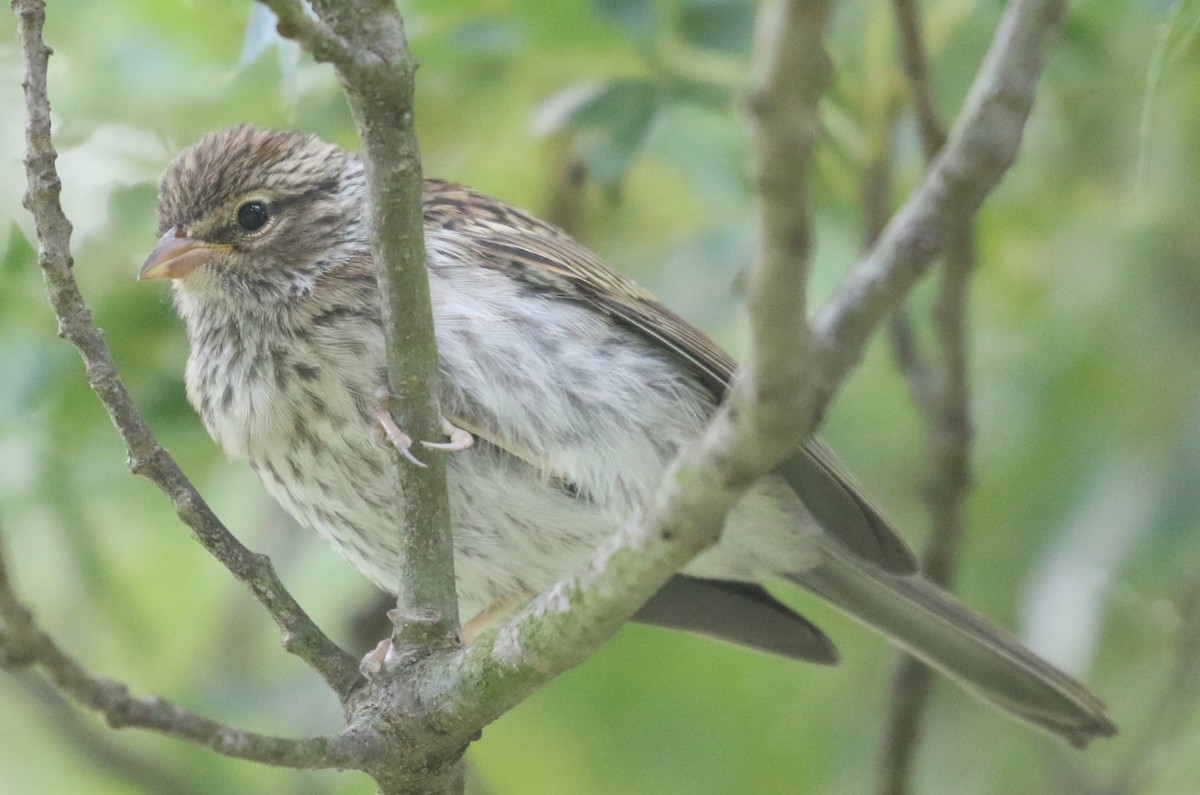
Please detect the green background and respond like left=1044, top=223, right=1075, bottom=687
left=2, top=0, right=1198, bottom=792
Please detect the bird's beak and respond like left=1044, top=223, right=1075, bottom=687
left=138, top=227, right=230, bottom=281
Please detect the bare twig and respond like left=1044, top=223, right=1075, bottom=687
left=255, top=0, right=355, bottom=68
left=876, top=2, right=980, bottom=792
left=864, top=73, right=941, bottom=795
left=257, top=1, right=465, bottom=791
left=11, top=0, right=360, bottom=699
left=13, top=675, right=206, bottom=795
left=809, top=0, right=1061, bottom=426
left=920, top=226, right=975, bottom=587
left=892, top=0, right=947, bottom=159
left=270, top=0, right=462, bottom=653
left=742, top=0, right=832, bottom=433
left=0, top=526, right=379, bottom=771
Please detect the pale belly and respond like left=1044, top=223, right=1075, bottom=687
left=251, top=423, right=818, bottom=622
left=250, top=424, right=618, bottom=619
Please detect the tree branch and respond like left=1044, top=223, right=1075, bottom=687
left=255, top=0, right=355, bottom=68
left=11, top=0, right=360, bottom=700
left=892, top=0, right=948, bottom=159
left=810, top=0, right=1064, bottom=408
left=919, top=229, right=974, bottom=589
left=11, top=675, right=206, bottom=795
left=257, top=1, right=466, bottom=791
left=269, top=0, right=462, bottom=652
left=741, top=0, right=832, bottom=434
left=0, top=524, right=379, bottom=771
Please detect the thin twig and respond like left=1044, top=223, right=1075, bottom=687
left=876, top=2, right=979, bottom=792
left=741, top=0, right=832, bottom=434
left=810, top=0, right=1062, bottom=427
left=922, top=226, right=974, bottom=589
left=887, top=308, right=935, bottom=410
left=260, top=2, right=463, bottom=791
left=0, top=525, right=379, bottom=770
left=11, top=0, right=360, bottom=700
left=892, top=0, right=947, bottom=159
left=255, top=0, right=356, bottom=68
left=14, top=674, right=207, bottom=795
left=865, top=75, right=940, bottom=795
left=298, top=0, right=461, bottom=653
left=884, top=2, right=977, bottom=587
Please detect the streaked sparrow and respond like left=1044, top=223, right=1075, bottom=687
left=140, top=125, right=1114, bottom=745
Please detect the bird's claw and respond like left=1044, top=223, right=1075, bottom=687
left=373, top=389, right=473, bottom=464
left=373, top=407, right=428, bottom=468
left=421, top=418, right=475, bottom=452
left=359, top=638, right=392, bottom=679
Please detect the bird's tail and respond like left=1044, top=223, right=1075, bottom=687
left=788, top=547, right=1116, bottom=747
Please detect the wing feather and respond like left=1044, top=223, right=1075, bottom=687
left=423, top=179, right=916, bottom=573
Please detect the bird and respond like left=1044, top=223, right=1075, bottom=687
left=139, top=124, right=1115, bottom=747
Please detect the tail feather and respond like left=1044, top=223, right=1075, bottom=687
left=635, top=576, right=839, bottom=664
left=789, top=548, right=1116, bottom=747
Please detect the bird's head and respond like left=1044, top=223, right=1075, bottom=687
left=140, top=125, right=363, bottom=299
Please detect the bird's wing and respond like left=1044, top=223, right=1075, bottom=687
left=422, top=180, right=916, bottom=574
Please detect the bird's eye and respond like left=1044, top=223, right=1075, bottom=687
left=236, top=201, right=269, bottom=232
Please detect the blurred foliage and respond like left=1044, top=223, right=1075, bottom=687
left=1, top=0, right=1198, bottom=793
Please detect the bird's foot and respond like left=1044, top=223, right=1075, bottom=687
left=372, top=389, right=475, bottom=466
left=361, top=591, right=530, bottom=677
left=461, top=591, right=536, bottom=644
left=359, top=638, right=392, bottom=679
left=421, top=417, right=474, bottom=452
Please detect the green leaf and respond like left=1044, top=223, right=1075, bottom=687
left=677, top=0, right=754, bottom=55
left=1, top=222, right=35, bottom=279
left=567, top=79, right=662, bottom=188
left=591, top=0, right=660, bottom=41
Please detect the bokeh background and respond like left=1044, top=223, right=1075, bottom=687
left=2, top=0, right=1199, bottom=793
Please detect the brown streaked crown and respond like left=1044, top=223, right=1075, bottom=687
left=156, top=125, right=350, bottom=239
